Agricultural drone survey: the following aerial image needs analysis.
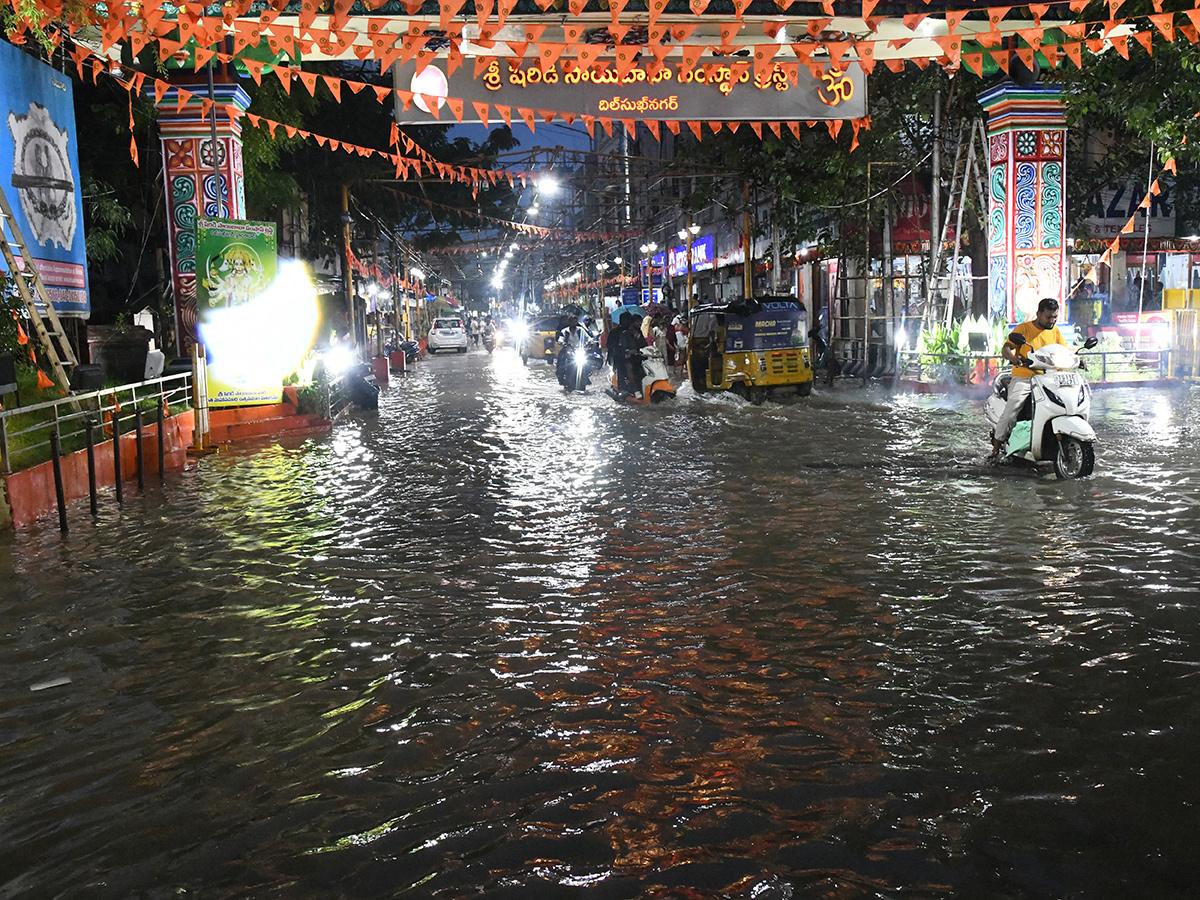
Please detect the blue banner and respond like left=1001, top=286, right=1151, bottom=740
left=0, top=40, right=89, bottom=317
left=667, top=234, right=715, bottom=277
left=725, top=299, right=805, bottom=352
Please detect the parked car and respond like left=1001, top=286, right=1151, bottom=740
left=427, top=316, right=469, bottom=354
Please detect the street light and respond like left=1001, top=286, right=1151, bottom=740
left=678, top=222, right=700, bottom=312
left=639, top=242, right=658, bottom=301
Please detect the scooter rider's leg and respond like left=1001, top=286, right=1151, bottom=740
left=992, top=378, right=1031, bottom=457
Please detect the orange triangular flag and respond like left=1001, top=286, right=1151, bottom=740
left=519, top=107, right=536, bottom=131
left=1133, top=31, right=1154, bottom=55
left=1149, top=13, right=1175, bottom=41
left=472, top=101, right=490, bottom=128
left=448, top=98, right=464, bottom=122
left=688, top=120, right=702, bottom=140
left=1063, top=41, right=1083, bottom=68
left=753, top=44, right=779, bottom=82
left=37, top=369, right=55, bottom=390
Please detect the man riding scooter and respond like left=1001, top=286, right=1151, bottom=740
left=606, top=312, right=645, bottom=397
left=990, top=297, right=1067, bottom=462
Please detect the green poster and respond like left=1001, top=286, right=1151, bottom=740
left=195, top=217, right=281, bottom=408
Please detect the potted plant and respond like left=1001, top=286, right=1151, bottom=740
left=89, top=312, right=153, bottom=384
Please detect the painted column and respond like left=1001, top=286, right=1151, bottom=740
left=148, top=83, right=251, bottom=353
left=981, top=84, right=1067, bottom=324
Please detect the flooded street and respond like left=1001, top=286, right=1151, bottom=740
left=3, top=348, right=1200, bottom=899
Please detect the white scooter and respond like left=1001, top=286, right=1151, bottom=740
left=984, top=333, right=1099, bottom=479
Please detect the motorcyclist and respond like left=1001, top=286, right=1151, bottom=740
left=482, top=315, right=496, bottom=354
left=990, top=297, right=1068, bottom=460
left=607, top=312, right=644, bottom=397
left=555, top=314, right=587, bottom=385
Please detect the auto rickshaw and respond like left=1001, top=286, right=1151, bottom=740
left=688, top=297, right=813, bottom=402
left=513, top=314, right=562, bottom=365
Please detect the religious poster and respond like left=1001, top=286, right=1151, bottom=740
left=194, top=216, right=282, bottom=407
left=0, top=39, right=89, bottom=317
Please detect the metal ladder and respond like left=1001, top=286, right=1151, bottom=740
left=0, top=186, right=77, bottom=394
left=926, top=119, right=991, bottom=330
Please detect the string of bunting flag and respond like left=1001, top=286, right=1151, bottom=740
left=15, top=0, right=1200, bottom=87
left=1076, top=155, right=1179, bottom=291
left=67, top=44, right=558, bottom=193
left=382, top=186, right=648, bottom=242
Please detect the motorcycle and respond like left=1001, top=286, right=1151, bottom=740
left=984, top=333, right=1099, bottom=479
left=395, top=339, right=423, bottom=365
left=557, top=336, right=602, bottom=391
left=608, top=345, right=676, bottom=405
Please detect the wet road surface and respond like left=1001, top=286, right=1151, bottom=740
left=3, top=347, right=1199, bottom=899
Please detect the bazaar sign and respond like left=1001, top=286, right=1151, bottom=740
left=394, top=60, right=866, bottom=124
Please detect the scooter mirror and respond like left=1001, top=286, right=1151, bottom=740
left=1083, top=337, right=1099, bottom=349
left=1008, top=333, right=1026, bottom=347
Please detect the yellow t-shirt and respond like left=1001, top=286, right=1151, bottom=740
left=1009, top=320, right=1066, bottom=377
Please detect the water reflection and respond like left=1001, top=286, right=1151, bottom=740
left=2, top=357, right=1200, bottom=899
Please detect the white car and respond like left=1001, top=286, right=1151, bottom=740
left=426, top=316, right=469, bottom=354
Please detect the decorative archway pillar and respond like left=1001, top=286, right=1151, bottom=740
left=148, top=82, right=251, bottom=353
left=981, top=84, right=1067, bottom=324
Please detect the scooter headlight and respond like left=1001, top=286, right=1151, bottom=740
left=1078, top=385, right=1087, bottom=405
left=1044, top=387, right=1066, bottom=407
left=572, top=346, right=587, bottom=365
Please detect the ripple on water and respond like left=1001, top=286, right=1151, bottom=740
left=2, top=368, right=1199, bottom=898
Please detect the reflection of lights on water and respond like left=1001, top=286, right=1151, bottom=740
left=200, top=260, right=320, bottom=388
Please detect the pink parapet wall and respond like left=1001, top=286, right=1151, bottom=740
left=0, top=395, right=334, bottom=531
left=0, top=410, right=196, bottom=531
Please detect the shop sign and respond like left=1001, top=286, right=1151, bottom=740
left=393, top=60, right=866, bottom=123
left=668, top=234, right=716, bottom=277
left=1082, top=178, right=1175, bottom=238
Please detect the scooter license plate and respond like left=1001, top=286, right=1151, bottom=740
left=1056, top=373, right=1079, bottom=386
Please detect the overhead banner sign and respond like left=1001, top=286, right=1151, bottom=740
left=0, top=39, right=89, bottom=318
left=393, top=61, right=866, bottom=124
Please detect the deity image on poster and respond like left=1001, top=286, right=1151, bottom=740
left=7, top=101, right=76, bottom=251
left=201, top=242, right=266, bottom=307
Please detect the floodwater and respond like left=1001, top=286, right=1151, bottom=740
left=3, top=347, right=1199, bottom=900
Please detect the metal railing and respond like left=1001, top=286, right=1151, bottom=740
left=894, top=349, right=1172, bottom=385
left=0, top=372, right=193, bottom=475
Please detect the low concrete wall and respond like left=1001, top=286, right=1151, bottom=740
left=0, top=410, right=195, bottom=531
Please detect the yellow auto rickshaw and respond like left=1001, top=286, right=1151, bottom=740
left=688, top=297, right=813, bottom=402
left=515, top=314, right=562, bottom=365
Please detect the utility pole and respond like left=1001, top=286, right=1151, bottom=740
left=743, top=180, right=752, bottom=300
left=341, top=184, right=355, bottom=353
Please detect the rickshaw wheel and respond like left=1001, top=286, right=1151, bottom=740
left=750, top=387, right=767, bottom=405
left=797, top=382, right=813, bottom=397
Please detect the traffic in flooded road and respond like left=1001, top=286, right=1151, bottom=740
left=3, top=346, right=1199, bottom=899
